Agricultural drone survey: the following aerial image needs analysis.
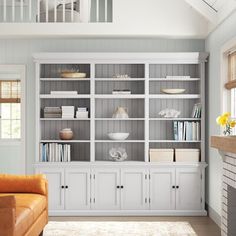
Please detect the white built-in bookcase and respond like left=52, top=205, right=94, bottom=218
left=35, top=53, right=207, bottom=164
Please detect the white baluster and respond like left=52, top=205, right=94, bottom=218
left=71, top=0, right=74, bottom=22
left=12, top=0, right=15, bottom=22
left=62, top=1, right=65, bottom=22
left=46, top=0, right=48, bottom=22
left=96, top=0, right=99, bottom=22
left=37, top=0, right=40, bottom=22
left=3, top=0, right=6, bottom=22
left=54, top=0, right=57, bottom=22
left=20, top=0, right=23, bottom=21
left=105, top=0, right=107, bottom=22
left=29, top=0, right=31, bottom=21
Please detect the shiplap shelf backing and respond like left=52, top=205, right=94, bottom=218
left=34, top=52, right=207, bottom=163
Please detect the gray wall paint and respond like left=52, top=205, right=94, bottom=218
left=0, top=38, right=204, bottom=174
left=206, top=11, right=236, bottom=219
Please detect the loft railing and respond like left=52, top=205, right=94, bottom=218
left=0, top=0, right=112, bottom=23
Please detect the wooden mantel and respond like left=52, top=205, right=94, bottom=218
left=211, top=135, right=236, bottom=154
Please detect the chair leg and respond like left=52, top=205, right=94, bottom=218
left=39, top=231, right=44, bottom=236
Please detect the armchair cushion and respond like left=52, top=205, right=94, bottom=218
left=0, top=174, right=46, bottom=195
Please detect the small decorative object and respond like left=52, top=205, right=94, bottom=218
left=59, top=128, right=74, bottom=140
left=113, top=74, right=130, bottom=79
left=216, top=112, right=236, bottom=135
left=159, top=108, right=181, bottom=118
left=61, top=72, right=86, bottom=78
left=108, top=132, right=130, bottom=140
left=161, top=89, right=186, bottom=94
left=112, top=107, right=129, bottom=118
left=109, top=147, right=128, bottom=161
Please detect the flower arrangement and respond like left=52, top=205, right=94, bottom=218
left=216, top=112, right=236, bottom=135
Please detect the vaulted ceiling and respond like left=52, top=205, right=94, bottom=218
left=185, top=0, right=236, bottom=32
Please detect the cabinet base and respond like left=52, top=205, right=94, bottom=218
left=49, top=210, right=207, bottom=217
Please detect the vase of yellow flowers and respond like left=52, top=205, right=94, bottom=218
left=216, top=112, right=236, bottom=135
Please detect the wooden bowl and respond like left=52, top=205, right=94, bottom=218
left=59, top=129, right=74, bottom=140
left=61, top=72, right=86, bottom=78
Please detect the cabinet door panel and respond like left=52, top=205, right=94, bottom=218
left=65, top=168, right=90, bottom=210
left=150, top=168, right=175, bottom=210
left=121, top=168, right=148, bottom=210
left=36, top=168, right=64, bottom=210
left=176, top=168, right=202, bottom=210
left=93, top=168, right=120, bottom=210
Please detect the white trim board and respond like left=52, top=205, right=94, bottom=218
left=0, top=65, right=26, bottom=174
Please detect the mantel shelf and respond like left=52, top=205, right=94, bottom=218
left=211, top=135, right=236, bottom=154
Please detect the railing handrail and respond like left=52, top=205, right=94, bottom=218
left=1, top=0, right=112, bottom=23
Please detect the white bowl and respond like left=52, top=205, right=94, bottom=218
left=161, top=89, right=186, bottom=94
left=108, top=133, right=130, bottom=140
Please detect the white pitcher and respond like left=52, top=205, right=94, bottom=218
left=112, top=107, right=129, bottom=118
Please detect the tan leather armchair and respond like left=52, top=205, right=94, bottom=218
left=0, top=174, right=48, bottom=236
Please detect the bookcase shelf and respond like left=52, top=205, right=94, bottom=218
left=35, top=53, right=206, bottom=165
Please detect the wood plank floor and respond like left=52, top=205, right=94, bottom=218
left=49, top=216, right=220, bottom=236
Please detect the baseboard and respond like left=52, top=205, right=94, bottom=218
left=207, top=204, right=221, bottom=227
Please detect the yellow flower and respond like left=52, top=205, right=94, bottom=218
left=230, top=120, right=236, bottom=128
left=216, top=115, right=228, bottom=126
left=222, top=112, right=231, bottom=117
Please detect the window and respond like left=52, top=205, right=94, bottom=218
left=0, top=80, right=21, bottom=140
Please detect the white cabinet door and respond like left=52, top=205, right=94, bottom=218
left=150, top=168, right=175, bottom=210
left=36, top=168, right=64, bottom=210
left=65, top=168, right=91, bottom=210
left=93, top=168, right=120, bottom=210
left=121, top=168, right=148, bottom=210
left=176, top=168, right=202, bottom=210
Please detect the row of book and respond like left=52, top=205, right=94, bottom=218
left=40, top=143, right=71, bottom=162
left=173, top=121, right=200, bottom=141
left=192, top=103, right=202, bottom=118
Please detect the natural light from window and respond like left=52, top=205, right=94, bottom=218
left=0, top=80, right=21, bottom=140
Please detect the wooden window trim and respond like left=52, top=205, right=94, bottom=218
left=225, top=80, right=236, bottom=90
left=226, top=51, right=236, bottom=90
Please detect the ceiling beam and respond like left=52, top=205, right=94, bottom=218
left=185, top=0, right=218, bottom=23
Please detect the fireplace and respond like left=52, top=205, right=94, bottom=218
left=221, top=153, right=236, bottom=236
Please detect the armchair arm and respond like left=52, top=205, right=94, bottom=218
left=0, top=196, right=16, bottom=236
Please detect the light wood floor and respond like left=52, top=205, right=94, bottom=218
left=49, top=216, right=220, bottom=236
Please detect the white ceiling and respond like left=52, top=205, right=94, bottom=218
left=185, top=0, right=236, bottom=33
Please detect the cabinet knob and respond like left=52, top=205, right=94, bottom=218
left=117, top=186, right=120, bottom=189
left=120, top=186, right=124, bottom=189
left=65, top=186, right=68, bottom=189
left=172, top=186, right=176, bottom=189
left=176, top=186, right=179, bottom=189
left=61, top=186, right=64, bottom=189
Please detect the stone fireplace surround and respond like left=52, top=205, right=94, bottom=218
left=211, top=136, right=236, bottom=236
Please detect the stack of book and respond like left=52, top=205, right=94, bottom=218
left=43, top=107, right=62, bottom=118
left=76, top=107, right=89, bottom=118
left=50, top=91, right=78, bottom=95
left=112, top=89, right=131, bottom=95
left=40, top=143, right=71, bottom=162
left=192, top=103, right=202, bottom=118
left=62, top=106, right=75, bottom=119
left=173, top=121, right=200, bottom=141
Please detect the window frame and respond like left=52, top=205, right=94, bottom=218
left=0, top=66, right=25, bottom=150
left=221, top=38, right=236, bottom=134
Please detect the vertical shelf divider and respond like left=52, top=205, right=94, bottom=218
left=145, top=63, right=149, bottom=162
left=90, top=63, right=95, bottom=162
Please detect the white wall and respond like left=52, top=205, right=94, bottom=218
left=0, top=38, right=204, bottom=174
left=0, top=0, right=209, bottom=38
left=205, top=10, right=236, bottom=223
